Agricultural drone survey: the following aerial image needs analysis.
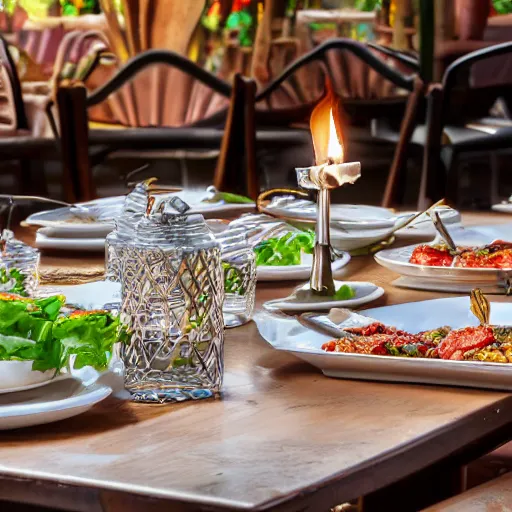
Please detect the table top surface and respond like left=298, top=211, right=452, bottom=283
left=2, top=211, right=512, bottom=511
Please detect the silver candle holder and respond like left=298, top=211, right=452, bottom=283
left=296, top=162, right=361, bottom=296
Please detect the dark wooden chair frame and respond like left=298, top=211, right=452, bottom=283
left=0, top=35, right=59, bottom=197
left=241, top=38, right=422, bottom=207
left=417, top=41, right=512, bottom=208
left=255, top=38, right=418, bottom=102
left=50, top=49, right=233, bottom=202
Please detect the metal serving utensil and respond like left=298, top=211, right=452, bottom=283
left=297, top=312, right=358, bottom=340
left=470, top=288, right=490, bottom=325
left=429, top=210, right=457, bottom=251
left=0, top=194, right=90, bottom=211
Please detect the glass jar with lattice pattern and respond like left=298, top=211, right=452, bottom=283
left=105, top=180, right=153, bottom=283
left=216, top=228, right=256, bottom=328
left=0, top=229, right=39, bottom=297
left=119, top=197, right=225, bottom=403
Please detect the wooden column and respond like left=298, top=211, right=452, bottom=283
left=382, top=76, right=425, bottom=208
left=419, top=0, right=435, bottom=83
left=214, top=74, right=259, bottom=199
left=57, top=82, right=95, bottom=203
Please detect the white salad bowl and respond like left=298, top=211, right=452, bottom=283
left=0, top=361, right=56, bottom=394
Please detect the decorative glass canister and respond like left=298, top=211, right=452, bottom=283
left=119, top=197, right=225, bottom=403
left=105, top=180, right=152, bottom=283
left=0, top=229, right=40, bottom=297
left=216, top=228, right=256, bottom=328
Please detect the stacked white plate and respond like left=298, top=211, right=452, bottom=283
left=262, top=197, right=462, bottom=251
left=25, top=192, right=256, bottom=252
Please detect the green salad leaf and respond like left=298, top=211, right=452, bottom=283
left=204, top=191, right=254, bottom=204
left=254, top=231, right=315, bottom=266
left=0, top=267, right=28, bottom=296
left=223, top=262, right=246, bottom=295
left=52, top=311, right=120, bottom=371
left=0, top=293, right=123, bottom=373
left=0, top=334, right=41, bottom=362
left=334, top=285, right=356, bottom=301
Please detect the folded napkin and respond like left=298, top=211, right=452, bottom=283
left=39, top=264, right=105, bottom=286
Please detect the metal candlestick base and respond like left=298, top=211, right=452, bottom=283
left=311, top=243, right=335, bottom=296
left=296, top=162, right=361, bottom=296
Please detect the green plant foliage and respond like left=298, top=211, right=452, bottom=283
left=493, top=0, right=512, bottom=14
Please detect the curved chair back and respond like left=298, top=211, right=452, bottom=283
left=0, top=35, right=28, bottom=133
left=441, top=40, right=512, bottom=126
left=255, top=38, right=418, bottom=126
left=84, top=49, right=232, bottom=128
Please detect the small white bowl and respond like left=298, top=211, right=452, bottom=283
left=0, top=361, right=55, bottom=394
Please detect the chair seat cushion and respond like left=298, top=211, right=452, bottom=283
left=88, top=127, right=312, bottom=151
left=372, top=117, right=512, bottom=151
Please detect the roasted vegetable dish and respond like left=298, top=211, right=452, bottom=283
left=0, top=292, right=122, bottom=372
left=409, top=240, right=512, bottom=269
left=322, top=322, right=512, bottom=363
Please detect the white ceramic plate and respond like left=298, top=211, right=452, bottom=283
left=391, top=276, right=506, bottom=295
left=283, top=208, right=459, bottom=252
left=35, top=231, right=106, bottom=251
left=264, top=198, right=459, bottom=233
left=0, top=377, right=112, bottom=430
left=38, top=281, right=121, bottom=310
left=492, top=203, right=512, bottom=214
left=257, top=252, right=350, bottom=281
left=25, top=192, right=255, bottom=238
left=255, top=297, right=512, bottom=390
left=394, top=209, right=461, bottom=239
left=263, top=280, right=384, bottom=311
left=263, top=200, right=398, bottom=229
left=375, top=244, right=512, bottom=284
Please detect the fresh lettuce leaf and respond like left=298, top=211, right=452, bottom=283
left=0, top=294, right=122, bottom=373
left=334, top=285, right=356, bottom=301
left=52, top=311, right=120, bottom=371
left=0, top=334, right=40, bottom=361
left=254, top=231, right=315, bottom=266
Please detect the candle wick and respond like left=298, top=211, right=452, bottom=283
left=326, top=157, right=335, bottom=166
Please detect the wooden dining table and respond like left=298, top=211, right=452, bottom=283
left=2, top=211, right=512, bottom=512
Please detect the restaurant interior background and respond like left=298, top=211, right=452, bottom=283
left=1, top=2, right=512, bottom=511
left=0, top=0, right=511, bottom=214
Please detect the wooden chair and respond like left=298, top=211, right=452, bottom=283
left=50, top=49, right=234, bottom=202
left=422, top=471, right=512, bottom=511
left=244, top=39, right=421, bottom=202
left=0, top=34, right=58, bottom=196
left=253, top=38, right=419, bottom=125
left=380, top=40, right=512, bottom=209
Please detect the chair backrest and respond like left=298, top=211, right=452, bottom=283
left=441, top=41, right=512, bottom=126
left=84, top=49, right=233, bottom=128
left=0, top=34, right=28, bottom=132
left=254, top=38, right=418, bottom=126
left=50, top=30, right=110, bottom=100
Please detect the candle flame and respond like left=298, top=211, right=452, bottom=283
left=327, top=108, right=343, bottom=163
left=310, top=80, right=344, bottom=165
